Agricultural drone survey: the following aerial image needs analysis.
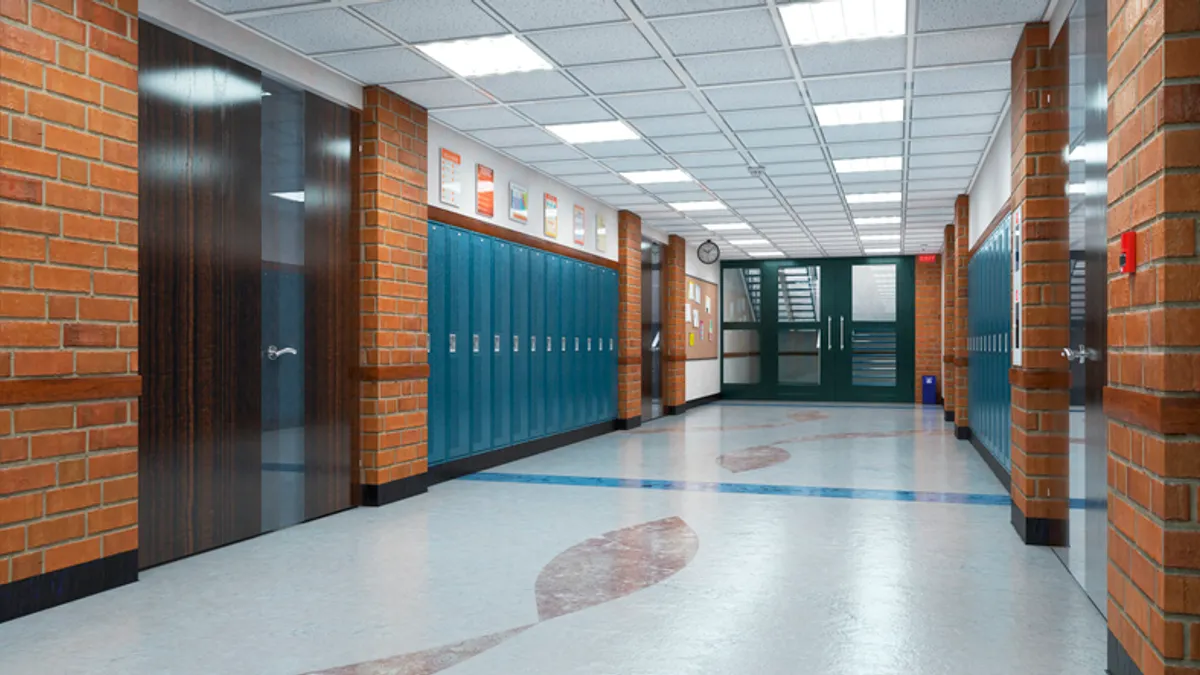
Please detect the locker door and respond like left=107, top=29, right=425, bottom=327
left=427, top=223, right=448, bottom=465
left=605, top=271, right=616, bottom=420
left=491, top=242, right=512, bottom=449
left=512, top=246, right=530, bottom=443
left=470, top=234, right=492, bottom=455
left=561, top=259, right=575, bottom=430
left=574, top=262, right=588, bottom=428
left=587, top=265, right=600, bottom=424
left=545, top=255, right=561, bottom=436
left=530, top=251, right=546, bottom=439
left=447, top=228, right=472, bottom=461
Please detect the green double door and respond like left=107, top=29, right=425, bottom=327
left=721, top=257, right=915, bottom=403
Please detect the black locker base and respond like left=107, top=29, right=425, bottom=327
left=944, top=410, right=954, bottom=422
left=967, top=430, right=1012, bottom=492
left=427, top=420, right=619, bottom=487
left=362, top=473, right=429, bottom=507
left=665, top=393, right=722, bottom=416
left=0, top=550, right=137, bottom=624
left=616, top=416, right=642, bottom=430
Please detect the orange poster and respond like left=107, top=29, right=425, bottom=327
left=476, top=164, right=494, bottom=218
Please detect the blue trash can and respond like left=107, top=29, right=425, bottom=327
left=922, top=376, right=937, bottom=405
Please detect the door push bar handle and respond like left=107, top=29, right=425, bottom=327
left=1062, top=344, right=1099, bottom=364
left=827, top=316, right=832, bottom=349
left=840, top=316, right=845, bottom=351
left=266, top=345, right=297, bottom=361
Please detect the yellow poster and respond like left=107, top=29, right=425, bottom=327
left=688, top=333, right=695, bottom=346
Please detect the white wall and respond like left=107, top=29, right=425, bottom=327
left=685, top=243, right=721, bottom=402
left=968, top=104, right=1012, bottom=248
left=426, top=122, right=620, bottom=262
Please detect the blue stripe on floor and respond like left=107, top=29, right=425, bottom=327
left=715, top=402, right=924, bottom=411
left=459, top=472, right=1104, bottom=510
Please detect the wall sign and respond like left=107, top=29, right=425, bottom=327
left=439, top=148, right=462, bottom=207
left=475, top=164, right=494, bottom=218
left=544, top=193, right=558, bottom=238
left=509, top=182, right=528, bottom=224
left=595, top=213, right=607, bottom=252
left=573, top=205, right=586, bottom=246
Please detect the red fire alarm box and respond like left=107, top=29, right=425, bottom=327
left=1120, top=231, right=1136, bottom=274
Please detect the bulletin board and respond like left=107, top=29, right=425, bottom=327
left=685, top=276, right=718, bottom=360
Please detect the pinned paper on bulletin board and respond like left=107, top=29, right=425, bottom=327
left=689, top=334, right=695, bottom=346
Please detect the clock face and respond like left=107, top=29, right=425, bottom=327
left=698, top=240, right=720, bottom=264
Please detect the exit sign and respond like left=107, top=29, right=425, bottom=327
left=917, top=254, right=938, bottom=263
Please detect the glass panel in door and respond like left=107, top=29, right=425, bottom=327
left=837, top=260, right=915, bottom=402
left=721, top=266, right=762, bottom=389
left=775, top=265, right=829, bottom=394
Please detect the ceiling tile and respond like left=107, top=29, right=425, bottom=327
left=469, top=125, right=559, bottom=147
left=388, top=80, right=492, bottom=109
left=788, top=195, right=842, bottom=206
left=721, top=106, right=811, bottom=131
left=781, top=185, right=838, bottom=198
left=651, top=9, right=780, bottom=56
left=820, top=122, right=905, bottom=143
left=688, top=165, right=755, bottom=179
left=474, top=71, right=584, bottom=102
left=908, top=151, right=982, bottom=168
left=914, top=25, right=1026, bottom=67
left=841, top=180, right=901, bottom=192
left=586, top=184, right=647, bottom=197
left=737, top=127, right=818, bottom=148
left=504, top=144, right=586, bottom=162
left=704, top=177, right=767, bottom=190
left=910, top=114, right=999, bottom=137
left=513, top=98, right=613, bottom=124
left=726, top=198, right=780, bottom=208
left=561, top=173, right=624, bottom=187
left=654, top=134, right=734, bottom=152
left=633, top=0, right=763, bottom=17
left=908, top=165, right=976, bottom=180
left=199, top=0, right=311, bottom=11
left=431, top=106, right=526, bottom=130
left=674, top=150, right=747, bottom=168
left=913, top=62, right=1010, bottom=96
left=828, top=141, right=903, bottom=159
left=705, top=82, right=804, bottom=111
left=766, top=161, right=828, bottom=176
left=484, top=0, right=627, bottom=30
left=912, top=91, right=1008, bottom=117
left=600, top=156, right=675, bottom=171
left=605, top=91, right=702, bottom=117
left=318, top=47, right=444, bottom=84
left=571, top=60, right=682, bottom=94
left=356, top=0, right=504, bottom=42
left=585, top=140, right=661, bottom=157
left=630, top=114, right=721, bottom=137
left=794, top=37, right=906, bottom=77
left=681, top=50, right=793, bottom=86
left=652, top=188, right=714, bottom=201
left=771, top=173, right=833, bottom=187
left=917, top=0, right=1050, bottom=32
left=839, top=170, right=903, bottom=184
left=910, top=135, right=990, bottom=155
left=752, top=145, right=824, bottom=163
left=242, top=9, right=392, bottom=54
left=527, top=23, right=656, bottom=66
left=532, top=159, right=606, bottom=175
left=806, top=73, right=907, bottom=104
left=907, top=178, right=970, bottom=191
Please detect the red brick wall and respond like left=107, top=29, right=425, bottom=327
left=1105, top=1, right=1200, bottom=671
left=915, top=254, right=942, bottom=401
left=943, top=225, right=955, bottom=416
left=356, top=86, right=429, bottom=488
left=953, top=195, right=970, bottom=433
left=0, top=0, right=139, bottom=585
left=663, top=234, right=685, bottom=409
left=1009, top=23, right=1070, bottom=541
left=617, top=211, right=641, bottom=421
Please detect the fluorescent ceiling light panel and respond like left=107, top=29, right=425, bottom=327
left=854, top=217, right=901, bottom=225
left=859, top=234, right=901, bottom=241
left=669, top=200, right=726, bottom=212
left=749, top=251, right=786, bottom=257
left=814, top=99, right=904, bottom=127
left=846, top=192, right=902, bottom=203
left=834, top=157, right=903, bottom=173
left=547, top=120, right=639, bottom=144
left=728, top=238, right=770, bottom=246
left=864, top=247, right=901, bottom=254
left=621, top=169, right=693, bottom=184
left=780, top=0, right=907, bottom=46
left=270, top=191, right=305, bottom=203
left=415, top=35, right=552, bottom=78
left=704, top=222, right=752, bottom=231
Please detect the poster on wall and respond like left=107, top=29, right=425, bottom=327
left=544, top=193, right=558, bottom=238
left=573, top=205, right=586, bottom=246
left=595, top=213, right=607, bottom=252
left=475, top=164, right=494, bottom=218
left=439, top=148, right=462, bottom=207
left=509, top=182, right=529, bottom=224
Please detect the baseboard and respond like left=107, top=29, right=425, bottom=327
left=361, top=472, right=429, bottom=507
left=1108, top=630, right=1142, bottom=675
left=968, top=432, right=1012, bottom=492
left=0, top=549, right=138, bottom=624
left=1011, top=502, right=1068, bottom=547
left=944, top=410, right=955, bottom=422
left=616, top=416, right=642, bottom=430
left=954, top=425, right=971, bottom=440
left=427, top=420, right=618, bottom=486
left=665, top=392, right=722, bottom=416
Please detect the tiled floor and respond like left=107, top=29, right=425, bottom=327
left=0, top=403, right=1106, bottom=675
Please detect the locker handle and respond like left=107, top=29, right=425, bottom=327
left=587, top=338, right=592, bottom=352
left=839, top=316, right=845, bottom=351
left=575, top=337, right=580, bottom=352
left=513, top=335, right=519, bottom=353
left=531, top=335, right=537, bottom=352
left=547, top=336, right=552, bottom=352
left=472, top=334, right=479, bottom=353
left=494, top=335, right=500, bottom=353
left=449, top=333, right=456, bottom=353
left=562, top=337, right=567, bottom=352
left=609, top=338, right=613, bottom=351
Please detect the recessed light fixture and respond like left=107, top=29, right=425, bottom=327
left=864, top=247, right=901, bottom=254
left=728, top=238, right=771, bottom=246
left=669, top=200, right=726, bottom=212
left=846, top=192, right=902, bottom=204
left=834, top=157, right=903, bottom=173
left=270, top=191, right=305, bottom=203
left=749, top=251, right=786, bottom=258
left=855, top=217, right=902, bottom=226
left=703, top=222, right=752, bottom=231
left=620, top=169, right=692, bottom=184
left=547, top=120, right=639, bottom=144
left=814, top=99, right=904, bottom=127
left=780, top=0, right=907, bottom=46
left=416, top=35, right=552, bottom=78
left=859, top=234, right=902, bottom=241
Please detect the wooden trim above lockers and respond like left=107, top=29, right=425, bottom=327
left=428, top=206, right=620, bottom=272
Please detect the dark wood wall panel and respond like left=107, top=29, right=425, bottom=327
left=303, top=92, right=355, bottom=519
left=138, top=20, right=264, bottom=568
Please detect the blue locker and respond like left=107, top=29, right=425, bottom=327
left=447, top=228, right=471, bottom=461
left=588, top=265, right=601, bottom=424
left=470, top=234, right=492, bottom=455
left=574, top=262, right=588, bottom=429
left=491, top=242, right=512, bottom=449
left=427, top=223, right=448, bottom=466
left=605, top=271, right=616, bottom=420
left=545, top=256, right=561, bottom=436
left=561, top=260, right=576, bottom=430
left=512, top=246, right=531, bottom=443
left=530, top=251, right=546, bottom=439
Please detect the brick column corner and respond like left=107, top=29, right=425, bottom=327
left=616, top=210, right=641, bottom=429
left=1008, top=22, right=1069, bottom=547
left=915, top=253, right=941, bottom=402
left=663, top=234, right=686, bottom=413
left=1105, top=2, right=1200, bottom=672
left=942, top=224, right=956, bottom=421
left=356, top=86, right=430, bottom=506
left=953, top=195, right=970, bottom=439
left=0, top=0, right=140, bottom=619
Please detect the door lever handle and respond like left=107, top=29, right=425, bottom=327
left=266, top=345, right=297, bottom=361
left=1062, top=344, right=1099, bottom=364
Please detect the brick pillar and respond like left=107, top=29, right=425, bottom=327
left=0, top=0, right=140, bottom=615
left=616, top=210, right=641, bottom=429
left=942, top=224, right=955, bottom=420
left=356, top=87, right=429, bottom=505
left=1008, top=22, right=1069, bottom=546
left=663, top=234, right=686, bottom=413
left=953, top=195, right=970, bottom=438
left=1105, top=2, right=1200, bottom=672
left=915, top=254, right=941, bottom=402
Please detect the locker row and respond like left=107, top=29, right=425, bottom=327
left=427, top=221, right=619, bottom=466
left=968, top=211, right=1013, bottom=471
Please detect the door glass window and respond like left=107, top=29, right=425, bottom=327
left=778, top=328, right=820, bottom=385
left=777, top=266, right=820, bottom=322
left=850, top=263, right=898, bottom=388
left=722, top=329, right=760, bottom=384
left=852, top=264, right=897, bottom=322
left=722, top=268, right=761, bottom=322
